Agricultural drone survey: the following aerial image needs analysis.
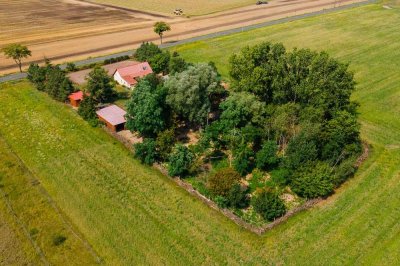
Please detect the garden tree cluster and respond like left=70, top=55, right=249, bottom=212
left=126, top=63, right=224, bottom=177
left=1, top=43, right=31, bottom=72
left=27, top=62, right=74, bottom=102
left=134, top=42, right=189, bottom=75
left=129, top=42, right=361, bottom=221
left=205, top=42, right=360, bottom=187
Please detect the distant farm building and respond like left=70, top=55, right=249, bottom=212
left=113, top=62, right=153, bottom=88
left=96, top=105, right=127, bottom=132
left=68, top=91, right=84, bottom=107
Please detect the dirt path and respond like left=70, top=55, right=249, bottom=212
left=0, top=0, right=366, bottom=74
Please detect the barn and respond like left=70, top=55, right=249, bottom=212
left=96, top=105, right=127, bottom=132
left=113, top=62, right=153, bottom=88
left=68, top=91, right=84, bottom=107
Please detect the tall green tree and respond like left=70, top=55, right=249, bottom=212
left=135, top=42, right=162, bottom=62
left=78, top=96, right=98, bottom=126
left=125, top=78, right=169, bottom=137
left=168, top=144, right=195, bottom=177
left=165, top=63, right=223, bottom=126
left=153, top=22, right=171, bottom=44
left=2, top=43, right=31, bottom=72
left=86, top=66, right=115, bottom=103
left=149, top=51, right=170, bottom=74
left=169, top=52, right=188, bottom=74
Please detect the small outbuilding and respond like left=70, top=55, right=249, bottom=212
left=96, top=105, right=127, bottom=132
left=69, top=91, right=84, bottom=107
left=113, top=62, right=153, bottom=88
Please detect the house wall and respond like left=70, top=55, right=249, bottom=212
left=70, top=98, right=81, bottom=107
left=113, top=71, right=131, bottom=88
left=97, top=115, right=125, bottom=132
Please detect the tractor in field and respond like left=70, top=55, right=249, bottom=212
left=256, top=1, right=269, bottom=5
left=174, top=8, right=183, bottom=15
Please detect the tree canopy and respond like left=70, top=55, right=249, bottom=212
left=2, top=43, right=31, bottom=72
left=153, top=22, right=171, bottom=44
left=165, top=63, right=223, bottom=126
left=85, top=66, right=115, bottom=103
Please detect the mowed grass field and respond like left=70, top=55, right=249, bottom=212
left=87, top=0, right=255, bottom=16
left=1, top=2, right=400, bottom=264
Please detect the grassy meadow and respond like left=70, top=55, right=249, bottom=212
left=87, top=0, right=255, bottom=16
left=1, top=2, right=400, bottom=264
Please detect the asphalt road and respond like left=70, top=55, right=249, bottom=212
left=0, top=0, right=375, bottom=84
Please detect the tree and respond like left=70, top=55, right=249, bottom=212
left=153, top=22, right=171, bottom=44
left=125, top=79, right=168, bottom=137
left=252, top=190, right=286, bottom=221
left=165, top=63, right=223, bottom=126
left=78, top=96, right=98, bottom=126
left=290, top=162, right=334, bottom=198
left=256, top=141, right=279, bottom=170
left=233, top=143, right=255, bottom=176
left=86, top=66, right=115, bottom=103
left=207, top=168, right=241, bottom=196
left=133, top=139, right=158, bottom=165
left=149, top=51, right=170, bottom=74
left=169, top=52, right=187, bottom=74
left=2, top=43, right=31, bottom=72
left=44, top=65, right=74, bottom=101
left=135, top=42, right=162, bottom=62
left=27, top=63, right=46, bottom=91
left=168, top=144, right=195, bottom=177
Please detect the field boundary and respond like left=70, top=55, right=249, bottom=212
left=0, top=0, right=376, bottom=83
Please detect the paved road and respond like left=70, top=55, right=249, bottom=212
left=0, top=0, right=375, bottom=84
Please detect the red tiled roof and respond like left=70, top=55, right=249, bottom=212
left=115, top=62, right=153, bottom=85
left=69, top=91, right=83, bottom=101
left=96, top=105, right=127, bottom=126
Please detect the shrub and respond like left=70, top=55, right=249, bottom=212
left=207, top=168, right=241, bottom=196
left=256, top=141, right=278, bottom=170
left=53, top=235, right=67, bottom=246
left=65, top=62, right=77, bottom=72
left=290, top=162, right=334, bottom=198
left=168, top=144, right=195, bottom=177
left=215, top=195, right=229, bottom=208
left=156, top=128, right=176, bottom=161
left=252, top=190, right=286, bottom=221
left=227, top=184, right=249, bottom=209
left=134, top=139, right=157, bottom=165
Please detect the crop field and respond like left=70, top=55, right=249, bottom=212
left=1, top=2, right=400, bottom=264
left=87, top=0, right=256, bottom=16
left=0, top=0, right=161, bottom=47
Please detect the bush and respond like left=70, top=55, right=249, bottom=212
left=53, top=235, right=67, bottom=246
left=135, top=42, right=161, bottom=61
left=290, top=162, right=334, bottom=198
left=256, top=141, right=278, bottom=170
left=227, top=184, right=249, bottom=209
left=215, top=195, right=229, bottom=208
left=65, top=62, right=77, bottom=72
left=156, top=128, right=176, bottom=161
left=207, top=168, right=241, bottom=196
left=133, top=139, right=157, bottom=165
left=168, top=144, right=195, bottom=177
left=252, top=190, right=286, bottom=221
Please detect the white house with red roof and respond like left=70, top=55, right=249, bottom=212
left=113, top=62, right=153, bottom=88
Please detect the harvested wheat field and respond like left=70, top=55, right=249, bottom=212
left=0, top=0, right=364, bottom=74
left=0, top=0, right=169, bottom=46
left=87, top=0, right=256, bottom=16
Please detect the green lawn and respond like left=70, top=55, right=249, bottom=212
left=1, top=2, right=400, bottom=264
